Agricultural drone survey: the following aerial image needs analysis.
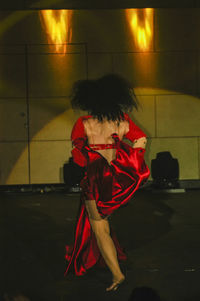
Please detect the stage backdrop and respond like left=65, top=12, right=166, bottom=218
left=0, top=9, right=200, bottom=184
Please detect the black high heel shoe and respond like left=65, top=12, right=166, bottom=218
left=106, top=277, right=125, bottom=292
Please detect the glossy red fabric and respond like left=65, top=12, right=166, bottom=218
left=88, top=143, right=116, bottom=150
left=64, top=133, right=150, bottom=276
left=71, top=113, right=147, bottom=167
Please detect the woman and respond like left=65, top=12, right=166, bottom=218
left=64, top=74, right=150, bottom=291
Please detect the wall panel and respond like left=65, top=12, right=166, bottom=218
left=0, top=98, right=27, bottom=141
left=198, top=138, right=200, bottom=179
left=88, top=53, right=113, bottom=78
left=29, top=98, right=69, bottom=140
left=113, top=52, right=197, bottom=95
left=0, top=54, right=26, bottom=97
left=28, top=53, right=87, bottom=97
left=156, top=95, right=200, bottom=137
left=197, top=52, right=200, bottom=94
left=29, top=101, right=83, bottom=141
left=131, top=95, right=155, bottom=138
left=0, top=142, right=28, bottom=184
left=30, top=140, right=71, bottom=183
left=155, top=9, right=200, bottom=51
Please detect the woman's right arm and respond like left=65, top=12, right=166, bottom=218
left=123, top=113, right=147, bottom=149
left=71, top=117, right=87, bottom=167
left=71, top=117, right=86, bottom=142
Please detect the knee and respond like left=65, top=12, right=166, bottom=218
left=94, top=229, right=109, bottom=244
left=85, top=200, right=102, bottom=221
left=90, top=221, right=110, bottom=239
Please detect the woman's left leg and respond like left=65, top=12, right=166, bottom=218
left=85, top=200, right=125, bottom=291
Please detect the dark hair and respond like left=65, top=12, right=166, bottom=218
left=70, top=73, right=139, bottom=122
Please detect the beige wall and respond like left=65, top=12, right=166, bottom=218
left=0, top=9, right=200, bottom=184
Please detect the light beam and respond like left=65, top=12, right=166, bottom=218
left=40, top=10, right=72, bottom=54
left=126, top=8, right=153, bottom=51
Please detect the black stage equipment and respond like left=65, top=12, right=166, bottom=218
left=63, top=157, right=85, bottom=192
left=151, top=151, right=179, bottom=189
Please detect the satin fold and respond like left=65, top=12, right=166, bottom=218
left=65, top=133, right=150, bottom=276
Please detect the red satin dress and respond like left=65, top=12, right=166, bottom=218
left=64, top=113, right=150, bottom=276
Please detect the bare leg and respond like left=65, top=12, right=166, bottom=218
left=85, top=200, right=125, bottom=291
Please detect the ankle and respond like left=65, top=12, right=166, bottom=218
left=113, top=273, right=125, bottom=282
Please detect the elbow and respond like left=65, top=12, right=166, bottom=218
left=133, top=137, right=147, bottom=149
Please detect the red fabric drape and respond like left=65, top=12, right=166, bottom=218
left=64, top=133, right=150, bottom=276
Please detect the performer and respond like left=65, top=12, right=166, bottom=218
left=64, top=74, right=150, bottom=291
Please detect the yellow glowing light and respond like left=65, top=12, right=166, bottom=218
left=40, top=10, right=72, bottom=54
left=126, top=8, right=153, bottom=51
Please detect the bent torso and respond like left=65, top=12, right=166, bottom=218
left=83, top=117, right=129, bottom=164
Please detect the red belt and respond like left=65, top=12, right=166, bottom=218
left=89, top=143, right=116, bottom=150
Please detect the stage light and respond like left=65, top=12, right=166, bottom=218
left=126, top=8, right=153, bottom=51
left=40, top=10, right=72, bottom=54
left=151, top=151, right=180, bottom=189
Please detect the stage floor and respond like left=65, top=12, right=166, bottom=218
left=0, top=188, right=200, bottom=301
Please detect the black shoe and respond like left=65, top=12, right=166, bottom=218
left=106, top=278, right=125, bottom=292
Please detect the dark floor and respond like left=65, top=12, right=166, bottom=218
left=0, top=188, right=200, bottom=301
